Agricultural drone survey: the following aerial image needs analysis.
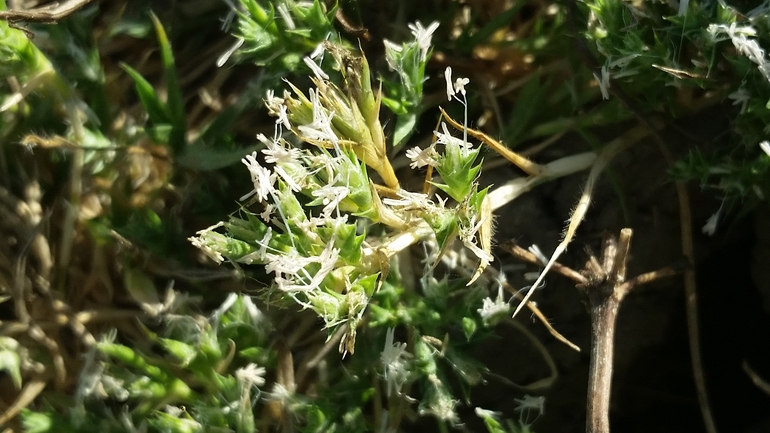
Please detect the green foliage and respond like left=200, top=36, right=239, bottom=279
left=10, top=0, right=770, bottom=430
left=381, top=21, right=437, bottom=147
left=122, top=14, right=185, bottom=154
left=21, top=295, right=269, bottom=433
left=231, top=0, right=340, bottom=73
left=584, top=0, right=770, bottom=214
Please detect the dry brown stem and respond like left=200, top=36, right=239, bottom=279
left=0, top=0, right=93, bottom=23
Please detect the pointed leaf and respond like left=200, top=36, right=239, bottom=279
left=393, top=112, right=417, bottom=148
left=121, top=63, right=170, bottom=125
left=150, top=13, right=186, bottom=153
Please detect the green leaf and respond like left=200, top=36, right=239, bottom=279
left=159, top=338, right=198, bottom=367
left=393, top=112, right=417, bottom=148
left=381, top=94, right=407, bottom=115
left=423, top=209, right=459, bottom=254
left=354, top=273, right=379, bottom=297
left=121, top=63, right=170, bottom=124
left=296, top=0, right=336, bottom=42
left=151, top=13, right=186, bottom=154
left=330, top=222, right=365, bottom=264
left=433, top=144, right=482, bottom=202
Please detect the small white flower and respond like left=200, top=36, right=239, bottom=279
left=236, top=363, right=266, bottom=388
left=477, top=281, right=510, bottom=322
left=75, top=343, right=104, bottom=401
left=211, top=293, right=239, bottom=326
left=454, top=76, right=470, bottom=97
left=735, top=36, right=765, bottom=65
left=383, top=189, right=432, bottom=209
left=383, top=40, right=403, bottom=71
left=259, top=134, right=300, bottom=165
left=266, top=249, right=314, bottom=277
left=678, top=0, right=689, bottom=16
left=266, top=383, right=292, bottom=403
left=273, top=242, right=340, bottom=292
left=381, top=328, right=412, bottom=397
left=260, top=134, right=304, bottom=191
left=276, top=104, right=291, bottom=130
left=237, top=227, right=273, bottom=264
left=102, top=375, right=129, bottom=401
left=265, top=89, right=287, bottom=113
left=165, top=405, right=184, bottom=417
left=434, top=122, right=472, bottom=153
left=709, top=23, right=770, bottom=80
left=443, top=67, right=469, bottom=101
left=303, top=56, right=330, bottom=80
left=408, top=21, right=439, bottom=61
left=445, top=66, right=455, bottom=101
left=405, top=144, right=439, bottom=169
left=297, top=89, right=339, bottom=149
left=421, top=383, right=460, bottom=423
left=312, top=183, right=350, bottom=217
left=241, top=151, right=274, bottom=202
left=241, top=295, right=263, bottom=327
left=260, top=203, right=275, bottom=221
left=514, top=394, right=546, bottom=416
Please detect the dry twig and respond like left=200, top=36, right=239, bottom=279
left=510, top=229, right=678, bottom=433
left=0, top=0, right=94, bottom=23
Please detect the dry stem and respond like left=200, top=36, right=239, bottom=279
left=567, top=3, right=716, bottom=429
left=0, top=0, right=93, bottom=22
left=509, top=228, right=679, bottom=433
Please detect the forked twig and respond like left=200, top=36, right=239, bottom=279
left=580, top=230, right=680, bottom=433
left=509, top=229, right=678, bottom=433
